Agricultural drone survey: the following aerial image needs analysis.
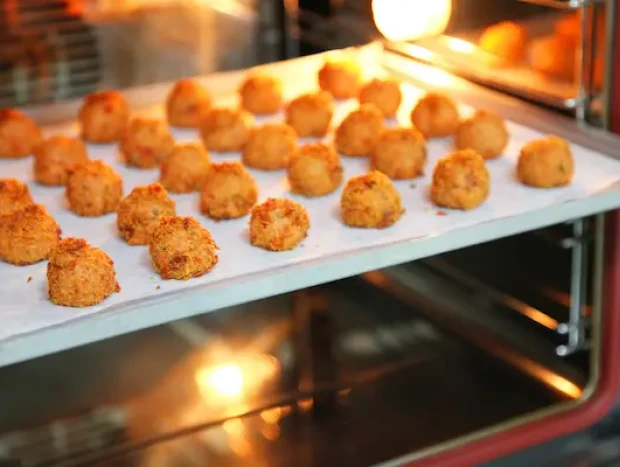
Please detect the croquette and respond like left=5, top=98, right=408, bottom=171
left=34, top=135, right=89, bottom=186
left=120, top=117, right=175, bottom=169
left=239, top=73, right=283, bottom=115
left=117, top=183, right=176, bottom=245
left=371, top=127, right=427, bottom=179
left=340, top=171, right=403, bottom=228
left=287, top=142, right=343, bottom=197
left=148, top=216, right=218, bottom=280
left=243, top=123, right=297, bottom=170
left=410, top=92, right=460, bottom=139
left=285, top=91, right=334, bottom=138
left=528, top=35, right=576, bottom=81
left=358, top=78, right=402, bottom=118
left=454, top=110, right=509, bottom=160
left=160, top=142, right=211, bottom=193
left=0, top=204, right=60, bottom=265
left=200, top=107, right=252, bottom=152
left=0, top=178, right=33, bottom=215
left=335, top=104, right=384, bottom=156
left=517, top=136, right=574, bottom=188
left=66, top=160, right=123, bottom=216
left=431, top=149, right=490, bottom=210
left=318, top=57, right=362, bottom=99
left=47, top=237, right=120, bottom=307
left=200, top=161, right=258, bottom=219
left=249, top=198, right=310, bottom=251
left=0, top=108, right=42, bottom=159
left=166, top=79, right=212, bottom=128
left=78, top=90, right=129, bottom=143
left=479, top=21, right=528, bottom=63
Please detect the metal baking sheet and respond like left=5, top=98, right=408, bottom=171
left=2, top=45, right=620, bottom=367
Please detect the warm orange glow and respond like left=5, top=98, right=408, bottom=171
left=445, top=37, right=477, bottom=55
left=372, top=0, right=452, bottom=42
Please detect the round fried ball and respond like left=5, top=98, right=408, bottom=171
left=288, top=142, right=343, bottom=197
left=340, top=171, right=403, bottom=229
left=120, top=117, right=174, bottom=169
left=528, top=35, right=576, bottom=81
left=358, top=78, right=402, bottom=118
left=372, top=127, right=427, bottom=179
left=66, top=160, right=123, bottom=217
left=454, top=110, right=509, bottom=160
left=318, top=57, right=362, bottom=99
left=200, top=162, right=258, bottom=219
left=239, top=73, right=283, bottom=115
left=34, top=135, right=89, bottom=186
left=249, top=198, right=310, bottom=251
left=517, top=136, right=574, bottom=188
left=78, top=90, right=129, bottom=143
left=117, top=183, right=176, bottom=245
left=411, top=93, right=460, bottom=139
left=148, top=216, right=218, bottom=280
left=285, top=91, right=334, bottom=138
left=0, top=204, right=60, bottom=265
left=479, top=21, right=528, bottom=63
left=0, top=178, right=33, bottom=215
left=200, top=107, right=252, bottom=152
left=166, top=79, right=212, bottom=128
left=47, top=237, right=120, bottom=307
left=243, top=123, right=297, bottom=170
left=160, top=142, right=211, bottom=193
left=0, top=109, right=42, bottom=159
left=431, top=149, right=490, bottom=210
left=335, top=104, right=384, bottom=157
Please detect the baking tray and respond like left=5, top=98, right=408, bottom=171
left=2, top=44, right=620, bottom=368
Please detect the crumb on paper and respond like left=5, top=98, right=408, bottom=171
left=436, top=210, right=447, bottom=216
left=410, top=183, right=416, bottom=188
left=27, top=276, right=32, bottom=283
left=149, top=276, right=154, bottom=280
left=156, top=285, right=161, bottom=290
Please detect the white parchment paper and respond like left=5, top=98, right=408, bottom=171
left=2, top=51, right=620, bottom=345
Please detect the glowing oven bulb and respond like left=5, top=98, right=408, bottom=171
left=372, top=0, right=452, bottom=42
left=202, top=364, right=245, bottom=398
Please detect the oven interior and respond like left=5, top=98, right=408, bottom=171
left=0, top=0, right=615, bottom=465
left=0, top=216, right=601, bottom=466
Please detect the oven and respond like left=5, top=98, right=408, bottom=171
left=1, top=1, right=620, bottom=467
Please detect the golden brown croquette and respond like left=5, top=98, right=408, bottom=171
left=517, top=136, right=574, bottom=188
left=287, top=142, right=343, bottom=197
left=200, top=162, right=258, bottom=219
left=47, top=237, right=120, bottom=307
left=335, top=104, right=384, bottom=157
left=318, top=57, right=362, bottom=99
left=66, top=160, right=123, bottom=217
left=340, top=171, right=403, bottom=228
left=160, top=142, right=211, bottom=193
left=148, top=216, right=218, bottom=280
left=454, top=110, right=509, bottom=160
left=358, top=78, right=402, bottom=118
left=0, top=204, right=61, bottom=265
left=78, top=90, right=129, bottom=143
left=200, top=107, right=252, bottom=152
left=285, top=91, right=334, bottom=138
left=239, top=73, right=283, bottom=115
left=249, top=198, right=310, bottom=251
left=371, top=127, right=427, bottom=179
left=0, top=178, right=34, bottom=215
left=0, top=108, right=42, bottom=159
left=243, top=123, right=297, bottom=170
left=431, top=149, right=490, bottom=210
left=410, top=92, right=460, bottom=139
left=34, top=135, right=89, bottom=186
left=166, top=79, right=212, bottom=128
left=120, top=117, right=175, bottom=169
left=116, top=183, right=176, bottom=245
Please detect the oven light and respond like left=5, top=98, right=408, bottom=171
left=445, top=37, right=477, bottom=55
left=200, top=364, right=245, bottom=398
left=372, top=0, right=452, bottom=42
